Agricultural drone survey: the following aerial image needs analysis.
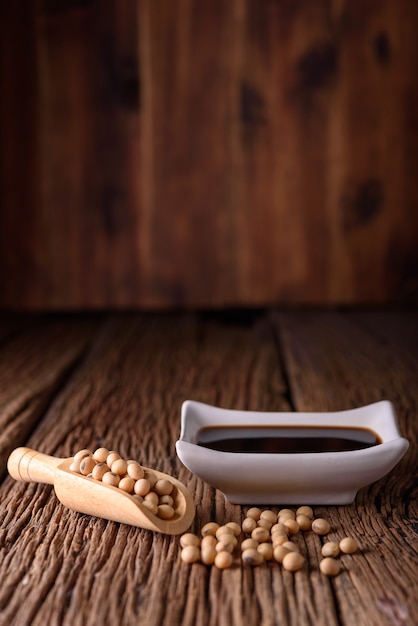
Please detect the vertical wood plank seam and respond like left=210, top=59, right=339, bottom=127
left=267, top=311, right=297, bottom=411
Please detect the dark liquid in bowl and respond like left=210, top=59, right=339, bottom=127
left=196, top=426, right=381, bottom=454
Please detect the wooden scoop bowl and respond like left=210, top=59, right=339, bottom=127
left=7, top=447, right=196, bottom=535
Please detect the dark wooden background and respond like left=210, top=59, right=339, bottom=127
left=1, top=0, right=417, bottom=310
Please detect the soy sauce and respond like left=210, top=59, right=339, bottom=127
left=196, top=426, right=381, bottom=454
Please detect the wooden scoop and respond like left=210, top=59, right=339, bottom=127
left=7, top=447, right=196, bottom=535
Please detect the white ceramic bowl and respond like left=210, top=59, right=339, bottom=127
left=175, top=400, right=409, bottom=505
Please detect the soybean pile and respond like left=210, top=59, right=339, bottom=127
left=70, top=448, right=178, bottom=520
left=180, top=506, right=359, bottom=575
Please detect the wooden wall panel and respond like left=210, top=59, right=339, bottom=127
left=233, top=0, right=338, bottom=304
left=0, top=3, right=42, bottom=306
left=36, top=0, right=143, bottom=307
left=139, top=0, right=241, bottom=306
left=0, top=0, right=417, bottom=309
left=330, top=0, right=418, bottom=303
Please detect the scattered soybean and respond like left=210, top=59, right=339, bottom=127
left=215, top=551, right=233, bottom=569
left=181, top=545, right=201, bottom=564
left=246, top=507, right=262, bottom=521
left=201, top=522, right=220, bottom=537
left=321, top=542, right=340, bottom=558
left=339, top=537, right=358, bottom=554
left=320, top=557, right=341, bottom=576
left=311, top=518, right=331, bottom=535
left=282, top=552, right=305, bottom=572
left=178, top=507, right=363, bottom=576
left=242, top=548, right=264, bottom=566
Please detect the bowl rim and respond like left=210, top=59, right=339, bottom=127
left=179, top=399, right=405, bottom=446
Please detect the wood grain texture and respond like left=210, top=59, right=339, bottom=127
left=0, top=2, right=42, bottom=307
left=0, top=1, right=417, bottom=309
left=0, top=317, right=97, bottom=478
left=0, top=311, right=417, bottom=625
left=36, top=0, right=142, bottom=307
left=271, top=311, right=418, bottom=625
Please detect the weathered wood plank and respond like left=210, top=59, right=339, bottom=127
left=0, top=312, right=417, bottom=625
left=333, top=1, right=418, bottom=303
left=232, top=0, right=337, bottom=304
left=0, top=317, right=98, bottom=478
left=0, top=313, right=290, bottom=625
left=348, top=310, right=418, bottom=363
left=138, top=0, right=241, bottom=307
left=271, top=311, right=418, bottom=626
left=35, top=0, right=142, bottom=308
left=0, top=2, right=42, bottom=308
left=0, top=314, right=34, bottom=347
left=1, top=2, right=417, bottom=309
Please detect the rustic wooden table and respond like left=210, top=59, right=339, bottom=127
left=0, top=310, right=416, bottom=626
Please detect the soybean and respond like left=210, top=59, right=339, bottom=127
left=106, top=451, right=121, bottom=467
left=246, top=507, right=262, bottom=521
left=74, top=449, right=92, bottom=462
left=282, top=552, right=305, bottom=572
left=322, top=542, right=340, bottom=558
left=93, top=447, right=109, bottom=463
left=144, top=470, right=158, bottom=488
left=201, top=546, right=217, bottom=565
left=143, top=500, right=158, bottom=515
left=278, top=509, right=295, bottom=521
left=281, top=541, right=299, bottom=553
left=296, top=514, right=311, bottom=532
left=215, top=535, right=236, bottom=553
left=339, top=537, right=358, bottom=554
left=296, top=505, right=314, bottom=519
left=257, top=518, right=273, bottom=531
left=181, top=545, right=200, bottom=564
left=126, top=460, right=144, bottom=480
left=201, top=522, right=220, bottom=537
left=214, top=551, right=233, bottom=569
left=118, top=476, right=135, bottom=494
left=92, top=463, right=109, bottom=481
left=320, top=557, right=340, bottom=576
left=102, top=471, right=120, bottom=487
left=157, top=504, right=175, bottom=520
left=225, top=522, right=242, bottom=537
left=312, top=518, right=331, bottom=535
left=216, top=525, right=235, bottom=539
left=69, top=460, right=81, bottom=473
left=258, top=543, right=274, bottom=561
left=111, top=458, right=128, bottom=476
left=154, top=479, right=174, bottom=496
left=241, top=538, right=259, bottom=551
left=251, top=527, right=270, bottom=543
left=79, top=456, right=96, bottom=476
left=159, top=495, right=174, bottom=506
left=272, top=534, right=287, bottom=547
left=271, top=523, right=288, bottom=536
left=260, top=510, right=277, bottom=524
left=273, top=546, right=290, bottom=563
left=134, top=478, right=151, bottom=497
left=283, top=519, right=300, bottom=535
left=242, top=517, right=257, bottom=534
left=144, top=492, right=159, bottom=506
left=180, top=533, right=201, bottom=548
left=242, top=548, right=264, bottom=566
left=201, top=535, right=217, bottom=549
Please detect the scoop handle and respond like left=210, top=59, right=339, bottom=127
left=7, top=447, right=64, bottom=485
